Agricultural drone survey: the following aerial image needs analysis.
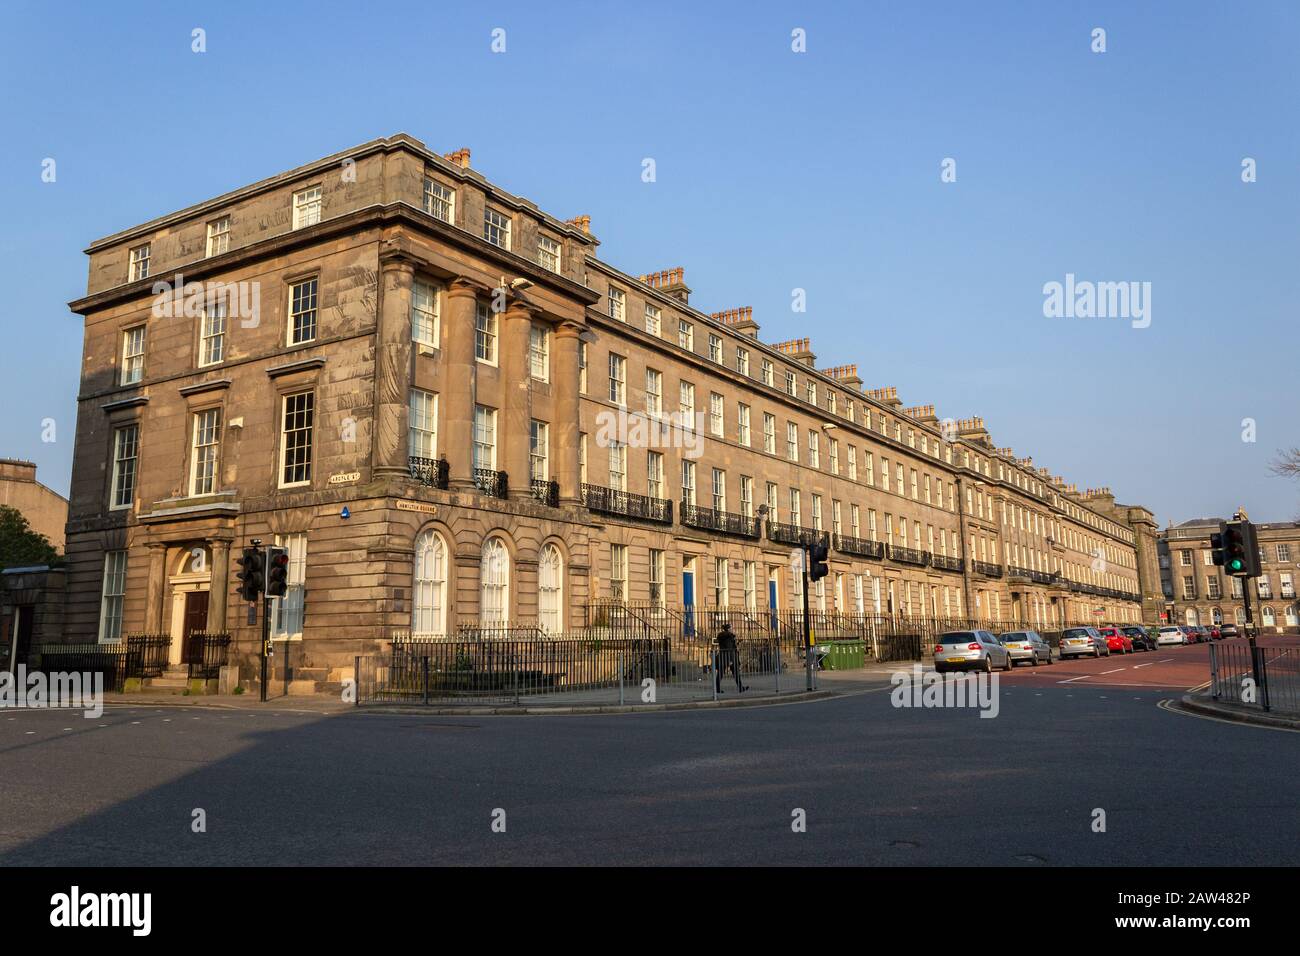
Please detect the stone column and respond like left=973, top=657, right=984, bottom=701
left=552, top=321, right=583, bottom=505
left=443, top=279, right=480, bottom=491
left=208, top=540, right=230, bottom=633
left=500, top=303, right=535, bottom=499
left=374, top=254, right=416, bottom=478
left=144, top=543, right=167, bottom=633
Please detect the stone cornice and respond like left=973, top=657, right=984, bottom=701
left=70, top=203, right=600, bottom=317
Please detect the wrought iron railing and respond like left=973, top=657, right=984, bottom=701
left=930, top=554, right=964, bottom=572
left=408, top=456, right=449, bottom=489
left=767, top=522, right=828, bottom=548
left=832, top=534, right=885, bottom=559
left=886, top=545, right=929, bottom=566
left=474, top=468, right=509, bottom=498
left=530, top=478, right=559, bottom=507
left=183, top=631, right=231, bottom=681
left=680, top=502, right=760, bottom=538
left=972, top=560, right=1003, bottom=578
left=581, top=483, right=673, bottom=523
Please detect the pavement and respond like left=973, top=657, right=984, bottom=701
left=2, top=637, right=1296, bottom=866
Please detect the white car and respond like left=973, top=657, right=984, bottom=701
left=1156, top=626, right=1186, bottom=647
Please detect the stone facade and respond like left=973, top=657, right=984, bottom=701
left=63, top=133, right=1160, bottom=680
left=1159, top=518, right=1300, bottom=632
left=0, top=460, right=68, bottom=552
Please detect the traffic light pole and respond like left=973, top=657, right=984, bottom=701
left=260, top=594, right=271, bottom=703
left=802, top=543, right=814, bottom=692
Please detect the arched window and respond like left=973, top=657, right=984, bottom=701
left=1185, top=608, right=1198, bottom=626
left=481, top=537, right=510, bottom=624
left=1211, top=607, right=1222, bottom=625
left=1261, top=606, right=1275, bottom=627
left=1286, top=604, right=1298, bottom=627
left=412, top=529, right=448, bottom=636
left=538, top=544, right=563, bottom=633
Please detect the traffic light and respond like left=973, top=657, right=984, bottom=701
left=236, top=546, right=265, bottom=602
left=266, top=546, right=290, bottom=598
left=1221, top=520, right=1261, bottom=578
left=808, top=538, right=830, bottom=582
left=1210, top=521, right=1228, bottom=567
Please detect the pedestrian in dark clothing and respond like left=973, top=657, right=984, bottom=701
left=715, top=621, right=747, bottom=693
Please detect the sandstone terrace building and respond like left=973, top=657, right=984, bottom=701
left=1160, top=518, right=1300, bottom=633
left=63, top=133, right=1162, bottom=680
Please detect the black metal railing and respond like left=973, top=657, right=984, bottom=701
left=680, top=502, right=760, bottom=538
left=1209, top=642, right=1300, bottom=714
left=183, top=631, right=231, bottom=681
left=125, top=634, right=171, bottom=679
left=767, top=522, right=828, bottom=547
left=972, top=560, right=1003, bottom=578
left=832, top=534, right=885, bottom=559
left=886, top=545, right=929, bottom=566
left=581, top=483, right=673, bottom=523
left=474, top=468, right=509, bottom=498
left=409, top=456, right=449, bottom=489
left=530, top=478, right=559, bottom=507
left=930, top=554, right=964, bottom=572
left=25, top=643, right=130, bottom=693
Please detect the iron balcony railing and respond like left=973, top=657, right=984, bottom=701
left=1007, top=566, right=1055, bottom=585
left=767, top=522, right=828, bottom=548
left=409, top=456, right=450, bottom=489
left=474, top=468, right=509, bottom=499
left=886, top=545, right=929, bottom=566
left=930, top=554, right=964, bottom=573
left=972, top=560, right=1003, bottom=578
left=530, top=478, right=559, bottom=507
left=832, top=534, right=885, bottom=560
left=680, top=502, right=760, bottom=538
left=581, top=483, right=673, bottom=524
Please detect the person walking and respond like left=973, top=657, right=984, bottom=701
left=715, top=620, right=747, bottom=693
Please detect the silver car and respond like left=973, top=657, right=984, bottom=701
left=933, top=630, right=1011, bottom=673
left=1059, top=626, right=1109, bottom=659
left=998, top=630, right=1053, bottom=666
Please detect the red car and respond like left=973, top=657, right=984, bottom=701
left=1208, top=626, right=1222, bottom=640
left=1098, top=626, right=1134, bottom=654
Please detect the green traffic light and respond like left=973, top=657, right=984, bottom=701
left=1229, top=559, right=1243, bottom=571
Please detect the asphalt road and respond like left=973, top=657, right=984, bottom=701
left=2, top=648, right=1296, bottom=866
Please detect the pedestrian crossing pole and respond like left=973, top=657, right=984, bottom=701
left=802, top=544, right=813, bottom=692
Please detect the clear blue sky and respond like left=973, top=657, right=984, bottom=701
left=2, top=0, right=1297, bottom=525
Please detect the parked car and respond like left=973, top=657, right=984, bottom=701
left=1157, top=625, right=1187, bottom=646
left=1180, top=625, right=1201, bottom=644
left=1194, top=626, right=1212, bottom=643
left=933, top=630, right=1011, bottom=673
left=1059, top=626, right=1109, bottom=659
left=1220, top=624, right=1239, bottom=638
left=1207, top=625, right=1222, bottom=640
left=1121, top=625, right=1155, bottom=651
left=1098, top=626, right=1134, bottom=654
left=997, top=630, right=1053, bottom=666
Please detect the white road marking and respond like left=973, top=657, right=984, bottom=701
left=1101, top=668, right=1127, bottom=675
left=1159, top=659, right=1174, bottom=663
left=1059, top=675, right=1093, bottom=683
left=1133, top=662, right=1155, bottom=668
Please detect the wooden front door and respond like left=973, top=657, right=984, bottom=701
left=182, top=591, right=210, bottom=662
